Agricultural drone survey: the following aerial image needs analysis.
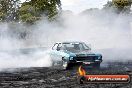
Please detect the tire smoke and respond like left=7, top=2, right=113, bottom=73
left=0, top=9, right=132, bottom=70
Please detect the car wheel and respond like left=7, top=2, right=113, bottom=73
left=77, top=76, right=86, bottom=84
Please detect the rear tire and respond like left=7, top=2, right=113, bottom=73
left=77, top=76, right=86, bottom=84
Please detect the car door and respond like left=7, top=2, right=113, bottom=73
left=51, top=43, right=63, bottom=66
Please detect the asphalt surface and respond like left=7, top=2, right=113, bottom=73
left=0, top=62, right=132, bottom=88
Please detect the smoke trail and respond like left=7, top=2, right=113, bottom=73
left=32, top=10, right=132, bottom=62
left=0, top=9, right=132, bottom=70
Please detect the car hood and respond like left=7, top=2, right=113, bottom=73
left=64, top=50, right=96, bottom=57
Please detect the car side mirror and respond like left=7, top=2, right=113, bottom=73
left=56, top=47, right=61, bottom=51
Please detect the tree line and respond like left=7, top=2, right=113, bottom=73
left=0, top=0, right=131, bottom=24
left=104, top=0, right=132, bottom=13
left=0, top=0, right=61, bottom=23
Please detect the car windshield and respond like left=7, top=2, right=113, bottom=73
left=61, top=43, right=90, bottom=52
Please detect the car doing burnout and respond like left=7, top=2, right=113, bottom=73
left=49, top=42, right=102, bottom=69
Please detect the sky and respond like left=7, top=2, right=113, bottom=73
left=21, top=0, right=111, bottom=13
left=61, top=0, right=110, bottom=13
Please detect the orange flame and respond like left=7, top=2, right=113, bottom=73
left=78, top=66, right=86, bottom=76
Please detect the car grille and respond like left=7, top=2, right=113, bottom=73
left=73, top=56, right=97, bottom=62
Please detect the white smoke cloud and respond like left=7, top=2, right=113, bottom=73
left=33, top=11, right=132, bottom=49
left=0, top=50, right=52, bottom=70
left=31, top=10, right=132, bottom=62
left=0, top=9, right=132, bottom=70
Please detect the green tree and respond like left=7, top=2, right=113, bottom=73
left=103, top=0, right=132, bottom=13
left=0, top=0, right=9, bottom=21
left=0, top=0, right=20, bottom=22
left=112, top=0, right=132, bottom=13
left=19, top=0, right=61, bottom=23
left=19, top=3, right=38, bottom=24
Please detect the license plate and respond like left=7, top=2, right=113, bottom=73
left=83, top=62, right=91, bottom=64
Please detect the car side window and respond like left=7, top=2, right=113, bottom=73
left=57, top=43, right=62, bottom=51
left=52, top=43, right=59, bottom=50
left=58, top=43, right=62, bottom=48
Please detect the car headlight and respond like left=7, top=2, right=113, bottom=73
left=98, top=55, right=102, bottom=59
left=96, top=55, right=102, bottom=62
left=95, top=59, right=100, bottom=62
left=98, top=56, right=101, bottom=59
left=69, top=57, right=73, bottom=60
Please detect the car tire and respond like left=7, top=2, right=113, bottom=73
left=77, top=76, right=86, bottom=84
